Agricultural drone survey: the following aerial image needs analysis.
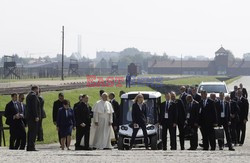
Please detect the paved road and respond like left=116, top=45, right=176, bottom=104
left=0, top=76, right=250, bottom=163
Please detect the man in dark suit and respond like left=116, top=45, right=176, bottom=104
left=230, top=86, right=238, bottom=100
left=37, top=89, right=46, bottom=142
left=239, top=83, right=248, bottom=99
left=236, top=89, right=249, bottom=146
left=171, top=91, right=185, bottom=150
left=199, top=90, right=218, bottom=150
left=179, top=86, right=188, bottom=106
left=75, top=95, right=92, bottom=150
left=126, top=73, right=131, bottom=88
left=4, top=93, right=22, bottom=150
left=225, top=95, right=240, bottom=145
left=25, top=85, right=41, bottom=151
left=15, top=93, right=26, bottom=150
left=52, top=92, right=64, bottom=145
left=215, top=92, right=235, bottom=151
left=186, top=95, right=200, bottom=150
left=73, top=94, right=83, bottom=111
left=99, top=90, right=105, bottom=98
left=109, top=92, right=120, bottom=144
left=130, top=94, right=148, bottom=149
left=191, top=86, right=201, bottom=102
left=159, top=92, right=177, bottom=150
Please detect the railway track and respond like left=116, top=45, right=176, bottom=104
left=0, top=82, right=88, bottom=95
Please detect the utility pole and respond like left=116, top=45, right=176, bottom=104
left=181, top=54, right=183, bottom=76
left=61, top=26, right=64, bottom=80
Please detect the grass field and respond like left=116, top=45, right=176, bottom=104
left=163, top=76, right=241, bottom=86
left=0, top=75, right=240, bottom=146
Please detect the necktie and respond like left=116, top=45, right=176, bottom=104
left=165, top=101, right=169, bottom=113
left=66, top=110, right=68, bottom=118
left=203, top=100, right=206, bottom=107
left=14, top=102, right=19, bottom=112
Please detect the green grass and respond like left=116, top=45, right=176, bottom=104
left=0, top=85, right=154, bottom=145
left=163, top=76, right=218, bottom=85
left=225, top=76, right=241, bottom=84
left=162, top=76, right=235, bottom=86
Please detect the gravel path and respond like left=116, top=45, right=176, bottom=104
left=0, top=76, right=250, bottom=163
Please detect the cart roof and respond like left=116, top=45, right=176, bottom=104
left=121, top=91, right=161, bottom=99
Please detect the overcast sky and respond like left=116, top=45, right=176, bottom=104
left=0, top=0, right=250, bottom=59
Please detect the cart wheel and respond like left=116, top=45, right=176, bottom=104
left=118, top=136, right=124, bottom=150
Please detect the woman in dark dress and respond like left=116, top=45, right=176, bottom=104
left=130, top=94, right=149, bottom=149
left=57, top=100, right=76, bottom=150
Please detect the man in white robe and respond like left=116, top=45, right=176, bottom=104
left=89, top=93, right=115, bottom=149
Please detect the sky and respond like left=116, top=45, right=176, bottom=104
left=0, top=0, right=250, bottom=59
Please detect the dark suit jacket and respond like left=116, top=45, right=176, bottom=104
left=230, top=100, right=240, bottom=122
left=215, top=100, right=231, bottom=125
left=25, top=91, right=41, bottom=121
left=53, top=100, right=64, bottom=123
left=199, top=98, right=217, bottom=126
left=17, top=102, right=26, bottom=126
left=175, top=99, right=185, bottom=125
left=111, top=99, right=120, bottom=126
left=132, top=103, right=147, bottom=125
left=179, top=92, right=188, bottom=106
left=159, top=101, right=178, bottom=125
left=237, top=97, right=249, bottom=121
left=4, top=101, right=18, bottom=126
left=193, top=94, right=201, bottom=102
left=73, top=101, right=80, bottom=111
left=242, top=88, right=248, bottom=98
left=75, top=102, right=92, bottom=128
left=38, top=96, right=46, bottom=119
left=230, top=91, right=237, bottom=101
left=186, top=100, right=199, bottom=126
left=57, top=107, right=76, bottom=128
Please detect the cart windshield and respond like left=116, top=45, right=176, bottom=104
left=121, top=98, right=156, bottom=125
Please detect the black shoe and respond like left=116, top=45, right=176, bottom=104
left=27, top=149, right=38, bottom=152
left=188, top=148, right=196, bottom=150
left=210, top=148, right=216, bottom=151
left=219, top=147, right=223, bottom=150
left=203, top=148, right=209, bottom=151
left=181, top=147, right=185, bottom=150
left=83, top=147, right=92, bottom=151
left=163, top=148, right=167, bottom=151
left=229, top=148, right=235, bottom=151
left=239, top=144, right=243, bottom=146
left=199, top=143, right=203, bottom=147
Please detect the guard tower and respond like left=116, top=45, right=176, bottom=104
left=214, top=46, right=229, bottom=75
left=68, top=59, right=80, bottom=76
left=3, top=55, right=20, bottom=79
left=128, top=63, right=138, bottom=76
left=110, top=62, right=119, bottom=75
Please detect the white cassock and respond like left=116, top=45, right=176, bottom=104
left=89, top=100, right=115, bottom=149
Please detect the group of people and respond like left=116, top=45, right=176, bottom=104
left=4, top=85, right=46, bottom=151
left=52, top=90, right=121, bottom=150
left=132, top=83, right=248, bottom=151
left=4, top=83, right=249, bottom=152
